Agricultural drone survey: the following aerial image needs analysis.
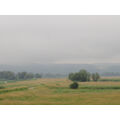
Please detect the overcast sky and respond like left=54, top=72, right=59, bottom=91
left=0, top=15, right=120, bottom=65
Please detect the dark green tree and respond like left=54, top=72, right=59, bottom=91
left=69, top=69, right=91, bottom=82
left=91, top=72, right=100, bottom=81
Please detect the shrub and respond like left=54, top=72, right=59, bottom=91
left=69, top=82, right=79, bottom=89
left=0, top=86, right=5, bottom=89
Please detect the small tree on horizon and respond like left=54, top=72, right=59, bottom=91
left=91, top=72, right=100, bottom=81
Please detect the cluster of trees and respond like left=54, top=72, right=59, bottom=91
left=0, top=71, right=42, bottom=80
left=69, top=69, right=100, bottom=82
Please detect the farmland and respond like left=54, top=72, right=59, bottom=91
left=0, top=77, right=120, bottom=105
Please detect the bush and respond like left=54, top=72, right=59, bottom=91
left=0, top=86, right=5, bottom=89
left=69, top=82, right=79, bottom=89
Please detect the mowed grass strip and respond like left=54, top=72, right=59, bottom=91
left=0, top=87, right=28, bottom=94
left=99, top=76, right=120, bottom=82
left=80, top=85, right=120, bottom=89
left=100, top=79, right=120, bottom=82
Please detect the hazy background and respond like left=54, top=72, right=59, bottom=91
left=0, top=15, right=120, bottom=65
left=0, top=15, right=120, bottom=75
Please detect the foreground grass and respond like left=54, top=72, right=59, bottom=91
left=0, top=78, right=120, bottom=104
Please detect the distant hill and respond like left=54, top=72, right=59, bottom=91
left=0, top=63, right=120, bottom=75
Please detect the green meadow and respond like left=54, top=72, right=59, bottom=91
left=0, top=77, right=120, bottom=105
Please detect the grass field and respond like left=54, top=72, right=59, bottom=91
left=1, top=77, right=120, bottom=105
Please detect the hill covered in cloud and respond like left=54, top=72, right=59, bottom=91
left=0, top=63, right=120, bottom=76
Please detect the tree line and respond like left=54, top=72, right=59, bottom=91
left=0, top=71, right=42, bottom=80
left=69, top=69, right=100, bottom=82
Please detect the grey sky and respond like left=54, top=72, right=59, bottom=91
left=0, top=15, right=120, bottom=65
